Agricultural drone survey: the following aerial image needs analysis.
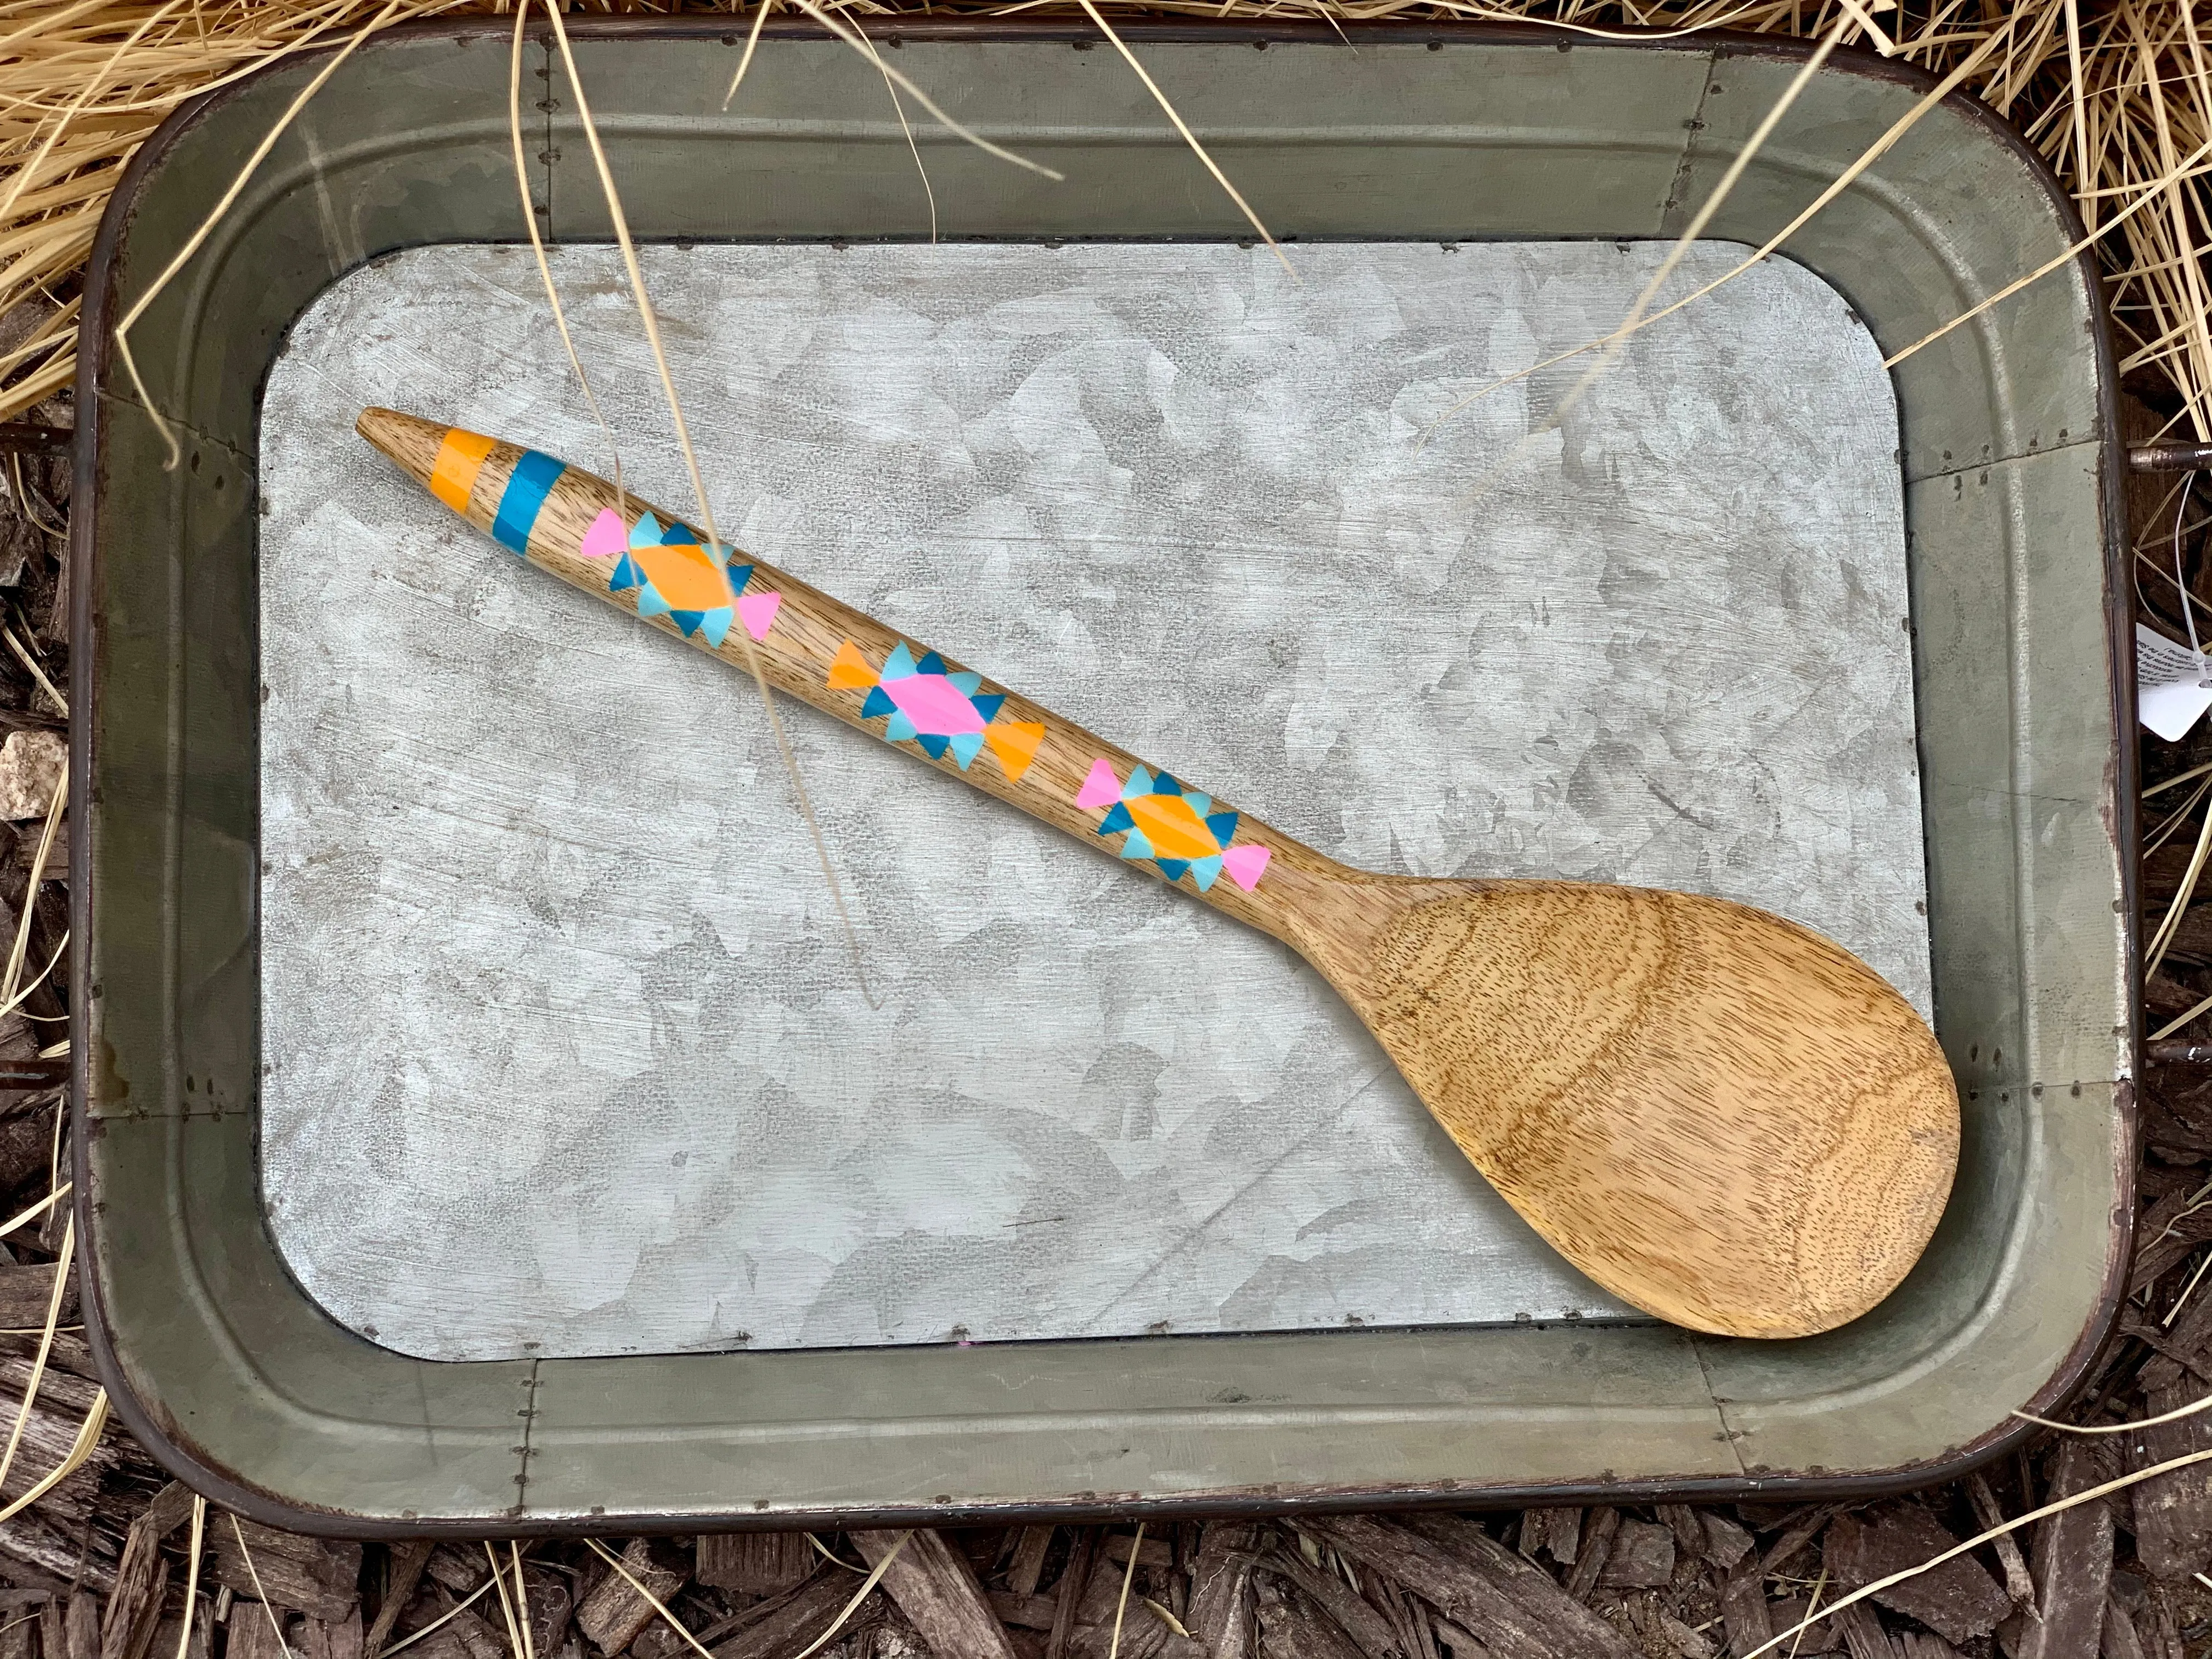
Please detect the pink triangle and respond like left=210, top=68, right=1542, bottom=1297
left=737, top=590, right=782, bottom=642
left=580, top=509, right=627, bottom=562
left=1222, top=844, right=1271, bottom=891
left=1075, top=758, right=1122, bottom=810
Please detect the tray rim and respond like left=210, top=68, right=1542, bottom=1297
left=69, top=13, right=2139, bottom=1534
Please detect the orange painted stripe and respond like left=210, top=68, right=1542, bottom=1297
left=430, top=428, right=496, bottom=512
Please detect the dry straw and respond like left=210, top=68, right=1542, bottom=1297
left=0, top=0, right=2203, bottom=431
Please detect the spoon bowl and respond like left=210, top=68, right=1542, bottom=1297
left=1283, top=872, right=1957, bottom=1337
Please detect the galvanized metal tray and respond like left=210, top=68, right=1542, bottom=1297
left=73, top=17, right=2135, bottom=1531
left=257, top=236, right=1928, bottom=1362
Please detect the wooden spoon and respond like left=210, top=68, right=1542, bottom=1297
left=356, top=406, right=1959, bottom=1339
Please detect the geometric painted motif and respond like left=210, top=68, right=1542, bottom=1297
left=827, top=639, right=1045, bottom=782
left=579, top=507, right=782, bottom=649
left=1075, top=758, right=1271, bottom=892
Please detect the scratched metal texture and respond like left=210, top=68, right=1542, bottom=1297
left=257, top=241, right=1925, bottom=1361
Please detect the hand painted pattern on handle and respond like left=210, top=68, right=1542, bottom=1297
left=1076, top=760, right=1271, bottom=891
left=828, top=639, right=1044, bottom=780
left=580, top=506, right=785, bottom=647
left=370, top=410, right=1303, bottom=927
left=431, top=427, right=786, bottom=649
left=823, top=641, right=1268, bottom=887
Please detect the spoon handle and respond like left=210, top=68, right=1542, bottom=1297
left=358, top=409, right=1331, bottom=938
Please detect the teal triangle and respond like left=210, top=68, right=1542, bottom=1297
left=1124, top=765, right=1155, bottom=799
left=1121, top=829, right=1154, bottom=861
left=946, top=671, right=983, bottom=696
left=949, top=732, right=985, bottom=770
left=883, top=641, right=918, bottom=680
left=1189, top=855, right=1223, bottom=893
left=637, top=583, right=673, bottom=619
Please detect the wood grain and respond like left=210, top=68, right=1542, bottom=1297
left=1257, top=1549, right=1407, bottom=1659
left=696, top=1533, right=813, bottom=1599
left=2019, top=1440, right=2116, bottom=1659
left=1186, top=1525, right=1261, bottom=1659
left=356, top=407, right=1960, bottom=1339
left=850, top=1531, right=1020, bottom=1659
left=1822, top=1506, right=2011, bottom=1647
left=1300, top=1513, right=1638, bottom=1659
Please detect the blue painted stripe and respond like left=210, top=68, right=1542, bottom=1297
left=491, top=451, right=566, bottom=552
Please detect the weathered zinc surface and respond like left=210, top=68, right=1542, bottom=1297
left=256, top=239, right=1921, bottom=1361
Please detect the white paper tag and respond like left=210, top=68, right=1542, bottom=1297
left=2140, top=622, right=2212, bottom=741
